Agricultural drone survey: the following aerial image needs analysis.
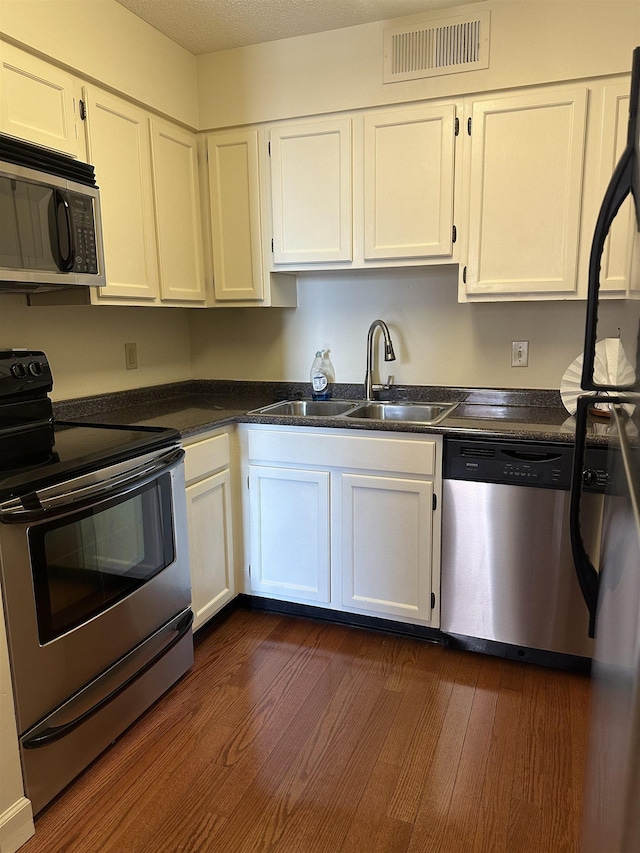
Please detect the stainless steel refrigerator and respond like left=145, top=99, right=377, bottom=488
left=570, top=45, right=640, bottom=852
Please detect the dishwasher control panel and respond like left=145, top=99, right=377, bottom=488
left=444, top=438, right=608, bottom=492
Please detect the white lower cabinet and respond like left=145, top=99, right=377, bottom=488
left=248, top=465, right=330, bottom=603
left=339, top=473, right=435, bottom=622
left=242, top=426, right=441, bottom=627
left=184, top=429, right=235, bottom=630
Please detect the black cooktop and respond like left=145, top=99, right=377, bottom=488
left=0, top=421, right=180, bottom=503
left=0, top=350, right=181, bottom=503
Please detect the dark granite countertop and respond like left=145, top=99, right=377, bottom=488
left=52, top=380, right=612, bottom=446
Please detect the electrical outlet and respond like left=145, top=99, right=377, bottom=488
left=511, top=340, right=529, bottom=367
left=125, top=342, right=138, bottom=370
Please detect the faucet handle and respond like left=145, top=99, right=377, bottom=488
left=371, top=376, right=395, bottom=395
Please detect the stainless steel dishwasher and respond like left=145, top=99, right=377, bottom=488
left=441, top=437, right=608, bottom=667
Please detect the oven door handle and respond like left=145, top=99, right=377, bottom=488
left=0, top=446, right=184, bottom=522
left=22, top=609, right=193, bottom=749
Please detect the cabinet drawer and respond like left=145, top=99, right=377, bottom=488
left=247, top=428, right=437, bottom=476
left=184, top=432, right=230, bottom=484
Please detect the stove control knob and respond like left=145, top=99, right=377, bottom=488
left=28, top=361, right=43, bottom=377
left=10, top=362, right=26, bottom=378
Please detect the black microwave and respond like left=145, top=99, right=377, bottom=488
left=0, top=134, right=106, bottom=292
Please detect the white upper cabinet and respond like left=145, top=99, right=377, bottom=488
left=84, top=87, right=160, bottom=302
left=267, top=106, right=459, bottom=272
left=461, top=85, right=588, bottom=300
left=363, top=104, right=456, bottom=260
left=207, top=128, right=265, bottom=301
left=83, top=87, right=207, bottom=307
left=595, top=79, right=635, bottom=296
left=204, top=127, right=297, bottom=306
left=270, top=117, right=353, bottom=264
left=150, top=119, right=205, bottom=303
left=0, top=42, right=84, bottom=158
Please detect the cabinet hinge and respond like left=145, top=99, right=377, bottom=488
left=454, top=117, right=460, bottom=136
left=79, top=99, right=87, bottom=121
left=271, top=238, right=274, bottom=253
left=432, top=493, right=437, bottom=511
left=463, top=266, right=467, bottom=284
left=467, top=117, right=472, bottom=136
left=452, top=225, right=457, bottom=244
left=431, top=592, right=436, bottom=609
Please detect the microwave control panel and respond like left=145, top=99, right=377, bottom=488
left=69, top=193, right=98, bottom=274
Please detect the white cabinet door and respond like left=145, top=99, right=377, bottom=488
left=150, top=119, right=205, bottom=303
left=207, top=128, right=265, bottom=301
left=84, top=87, right=159, bottom=301
left=363, top=104, right=456, bottom=260
left=186, top=469, right=234, bottom=631
left=249, top=465, right=330, bottom=603
left=339, top=473, right=436, bottom=624
left=463, top=86, right=588, bottom=298
left=0, top=42, right=84, bottom=158
left=270, top=118, right=352, bottom=264
left=597, top=80, right=636, bottom=295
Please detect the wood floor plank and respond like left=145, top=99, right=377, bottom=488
left=210, top=634, right=393, bottom=851
left=437, top=654, right=505, bottom=849
left=386, top=648, right=481, bottom=824
left=18, top=611, right=591, bottom=853
left=471, top=674, right=523, bottom=852
left=377, top=644, right=451, bottom=768
left=211, top=620, right=361, bottom=818
left=405, top=650, right=482, bottom=853
left=338, top=761, right=403, bottom=852
left=269, top=682, right=401, bottom=852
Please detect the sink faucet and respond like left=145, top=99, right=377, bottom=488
left=365, top=320, right=396, bottom=400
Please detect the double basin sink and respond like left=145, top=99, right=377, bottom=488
left=250, top=398, right=458, bottom=426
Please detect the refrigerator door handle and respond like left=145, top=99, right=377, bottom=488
left=581, top=144, right=635, bottom=391
left=570, top=395, right=606, bottom=637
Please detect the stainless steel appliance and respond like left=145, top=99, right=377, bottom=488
left=569, top=45, right=640, bottom=851
left=0, top=133, right=106, bottom=291
left=441, top=437, right=607, bottom=668
left=0, top=350, right=193, bottom=814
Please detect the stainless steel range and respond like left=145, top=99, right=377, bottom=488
left=0, top=350, right=193, bottom=813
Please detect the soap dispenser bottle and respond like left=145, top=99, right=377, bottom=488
left=310, top=350, right=334, bottom=400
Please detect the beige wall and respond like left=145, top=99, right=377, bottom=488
left=0, top=0, right=638, bottom=401
left=197, top=0, right=639, bottom=129
left=189, top=267, right=618, bottom=391
left=0, top=296, right=192, bottom=401
left=0, top=0, right=199, bottom=126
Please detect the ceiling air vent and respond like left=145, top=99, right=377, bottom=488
left=383, top=9, right=490, bottom=83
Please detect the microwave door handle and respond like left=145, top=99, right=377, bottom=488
left=51, top=189, right=75, bottom=272
left=581, top=144, right=634, bottom=391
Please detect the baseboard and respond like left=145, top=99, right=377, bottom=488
left=0, top=797, right=34, bottom=853
left=236, top=594, right=444, bottom=643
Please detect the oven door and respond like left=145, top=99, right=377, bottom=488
left=0, top=444, right=191, bottom=733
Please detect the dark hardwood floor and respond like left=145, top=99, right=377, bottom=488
left=21, top=609, right=591, bottom=852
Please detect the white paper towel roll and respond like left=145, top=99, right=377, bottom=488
left=560, top=338, right=636, bottom=415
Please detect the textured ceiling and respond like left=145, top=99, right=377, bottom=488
left=114, top=0, right=481, bottom=54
